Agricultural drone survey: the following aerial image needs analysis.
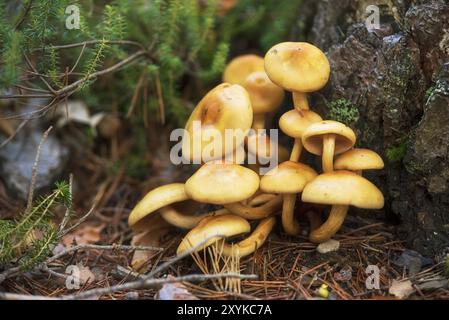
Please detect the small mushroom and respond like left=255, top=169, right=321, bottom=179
left=219, top=217, right=276, bottom=257
left=302, top=120, right=356, bottom=173
left=243, top=71, right=284, bottom=130
left=264, top=42, right=330, bottom=112
left=128, top=183, right=189, bottom=228
left=279, top=109, right=323, bottom=162
left=223, top=55, right=265, bottom=85
left=182, top=83, right=252, bottom=163
left=260, top=161, right=317, bottom=235
left=185, top=163, right=259, bottom=205
left=302, top=170, right=384, bottom=243
left=176, top=214, right=251, bottom=255
left=334, top=148, right=384, bottom=175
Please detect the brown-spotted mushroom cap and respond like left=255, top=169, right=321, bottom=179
left=302, top=170, right=384, bottom=209
left=185, top=163, right=259, bottom=205
left=301, top=120, right=356, bottom=156
left=264, top=42, right=330, bottom=93
left=223, top=55, right=265, bottom=85
left=260, top=161, right=317, bottom=194
left=128, top=183, right=188, bottom=228
left=334, top=148, right=384, bottom=171
left=182, top=83, right=253, bottom=163
left=243, top=71, right=284, bottom=115
left=279, top=109, right=323, bottom=138
left=176, top=214, right=250, bottom=255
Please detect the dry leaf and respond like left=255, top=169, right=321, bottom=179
left=389, top=279, right=415, bottom=299
left=62, top=223, right=105, bottom=247
left=157, top=275, right=199, bottom=300
left=78, top=264, right=96, bottom=286
left=130, top=215, right=172, bottom=272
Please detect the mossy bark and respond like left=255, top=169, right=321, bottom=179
left=295, top=0, right=449, bottom=255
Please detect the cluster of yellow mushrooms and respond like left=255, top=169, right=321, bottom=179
left=128, top=42, right=385, bottom=259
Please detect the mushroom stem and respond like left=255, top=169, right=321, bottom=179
left=322, top=133, right=336, bottom=173
left=219, top=217, right=276, bottom=257
left=252, top=114, right=266, bottom=130
left=292, top=92, right=309, bottom=111
left=160, top=207, right=229, bottom=229
left=249, top=193, right=276, bottom=206
left=289, top=138, right=303, bottom=162
left=224, top=195, right=282, bottom=220
left=282, top=194, right=300, bottom=235
left=309, top=205, right=348, bottom=243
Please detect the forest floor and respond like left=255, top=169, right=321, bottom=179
left=0, top=129, right=448, bottom=300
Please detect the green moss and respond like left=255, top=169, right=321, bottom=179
left=386, top=144, right=406, bottom=162
left=386, top=138, right=408, bottom=163
left=327, top=98, right=359, bottom=124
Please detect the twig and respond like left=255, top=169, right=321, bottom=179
left=0, top=273, right=258, bottom=300
left=36, top=40, right=146, bottom=51
left=24, top=54, right=56, bottom=94
left=58, top=201, right=96, bottom=237
left=0, top=94, right=53, bottom=99
left=56, top=49, right=147, bottom=96
left=69, top=43, right=87, bottom=74
left=26, top=126, right=53, bottom=213
left=14, top=0, right=34, bottom=30
left=0, top=266, right=21, bottom=284
left=13, top=84, right=50, bottom=93
left=0, top=119, right=29, bottom=148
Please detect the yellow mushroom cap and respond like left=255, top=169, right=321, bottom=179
left=260, top=161, right=317, bottom=194
left=182, top=83, right=253, bottom=163
left=302, top=120, right=356, bottom=155
left=334, top=148, right=384, bottom=171
left=223, top=55, right=265, bottom=85
left=176, top=214, right=250, bottom=255
left=301, top=170, right=384, bottom=209
left=185, top=163, right=260, bottom=205
left=243, top=71, right=285, bottom=114
left=264, top=42, right=330, bottom=92
left=128, top=183, right=188, bottom=227
left=279, top=109, right=323, bottom=138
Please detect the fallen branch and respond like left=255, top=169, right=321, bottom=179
left=0, top=273, right=258, bottom=300
left=26, top=126, right=53, bottom=212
